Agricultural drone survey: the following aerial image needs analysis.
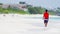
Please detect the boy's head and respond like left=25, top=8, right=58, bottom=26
left=45, top=9, right=48, bottom=12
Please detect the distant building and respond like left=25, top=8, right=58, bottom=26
left=2, top=4, right=9, bottom=9
left=0, top=2, right=28, bottom=11
left=18, top=2, right=28, bottom=11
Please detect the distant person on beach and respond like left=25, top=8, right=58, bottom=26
left=43, top=10, right=49, bottom=27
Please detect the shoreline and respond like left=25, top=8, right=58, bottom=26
left=0, top=14, right=59, bottom=17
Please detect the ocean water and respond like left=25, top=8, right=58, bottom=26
left=26, top=17, right=60, bottom=20
left=49, top=17, right=60, bottom=21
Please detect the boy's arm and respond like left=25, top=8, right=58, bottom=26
left=43, top=13, right=45, bottom=19
left=48, top=13, right=49, bottom=19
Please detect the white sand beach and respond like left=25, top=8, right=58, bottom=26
left=0, top=14, right=60, bottom=34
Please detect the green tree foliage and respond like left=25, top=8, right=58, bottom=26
left=0, top=3, right=3, bottom=5
left=0, top=3, right=57, bottom=15
left=56, top=7, right=60, bottom=12
left=19, top=2, right=26, bottom=4
left=34, top=7, right=45, bottom=14
left=28, top=7, right=38, bottom=14
left=0, top=5, right=28, bottom=14
left=48, top=10, right=56, bottom=15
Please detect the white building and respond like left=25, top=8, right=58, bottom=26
left=0, top=3, right=28, bottom=11
left=2, top=4, right=9, bottom=9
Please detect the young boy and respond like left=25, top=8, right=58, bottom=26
left=43, top=10, right=49, bottom=27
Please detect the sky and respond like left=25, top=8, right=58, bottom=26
left=0, top=0, right=60, bottom=9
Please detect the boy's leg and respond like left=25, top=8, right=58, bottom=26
left=44, top=20, right=48, bottom=27
left=44, top=23, right=47, bottom=27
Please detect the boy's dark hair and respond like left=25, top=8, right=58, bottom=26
left=45, top=9, right=48, bottom=12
